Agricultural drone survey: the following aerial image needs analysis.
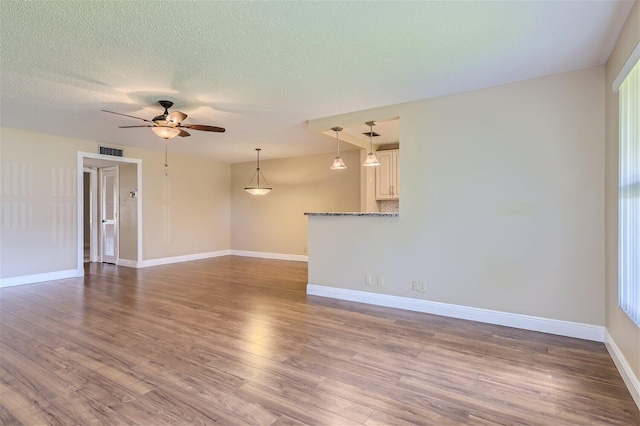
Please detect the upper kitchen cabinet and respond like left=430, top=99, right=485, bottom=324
left=375, top=149, right=399, bottom=200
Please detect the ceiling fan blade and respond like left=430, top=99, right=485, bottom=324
left=178, top=129, right=191, bottom=137
left=102, top=110, right=154, bottom=123
left=167, top=111, right=187, bottom=124
left=118, top=125, right=154, bottom=128
left=180, top=124, right=226, bottom=133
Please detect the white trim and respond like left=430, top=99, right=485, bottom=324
left=613, top=41, right=640, bottom=92
left=605, top=329, right=640, bottom=410
left=117, top=259, right=139, bottom=268
left=0, top=269, right=83, bottom=288
left=136, top=161, right=143, bottom=263
left=137, top=250, right=231, bottom=268
left=83, top=167, right=99, bottom=262
left=307, top=284, right=605, bottom=342
left=77, top=152, right=143, bottom=273
left=230, top=250, right=308, bottom=262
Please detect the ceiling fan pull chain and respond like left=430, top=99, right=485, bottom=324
left=164, top=143, right=169, bottom=176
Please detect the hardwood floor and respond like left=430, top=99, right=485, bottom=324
left=0, top=256, right=638, bottom=425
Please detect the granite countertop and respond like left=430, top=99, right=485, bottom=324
left=304, top=212, right=399, bottom=217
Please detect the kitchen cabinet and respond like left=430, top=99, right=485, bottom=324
left=375, top=149, right=399, bottom=200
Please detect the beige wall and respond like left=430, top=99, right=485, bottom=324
left=308, top=66, right=605, bottom=325
left=111, top=145, right=230, bottom=261
left=1, top=128, right=95, bottom=277
left=231, top=150, right=360, bottom=255
left=361, top=150, right=379, bottom=213
left=118, top=163, right=138, bottom=261
left=0, top=128, right=231, bottom=279
left=605, top=0, right=640, bottom=380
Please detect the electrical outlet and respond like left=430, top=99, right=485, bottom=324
left=303, top=246, right=307, bottom=254
left=365, top=275, right=372, bottom=286
left=412, top=280, right=426, bottom=292
left=411, top=281, right=418, bottom=291
left=377, top=276, right=384, bottom=287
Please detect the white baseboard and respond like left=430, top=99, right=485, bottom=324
left=137, top=250, right=232, bottom=268
left=605, top=330, right=640, bottom=409
left=117, top=259, right=138, bottom=268
left=1, top=250, right=287, bottom=282
left=0, top=268, right=84, bottom=288
left=306, top=284, right=605, bottom=342
left=230, top=250, right=308, bottom=262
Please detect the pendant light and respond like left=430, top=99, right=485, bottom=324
left=244, top=148, right=272, bottom=195
left=362, top=120, right=380, bottom=167
left=330, top=127, right=347, bottom=170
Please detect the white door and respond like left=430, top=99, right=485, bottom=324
left=100, top=166, right=118, bottom=264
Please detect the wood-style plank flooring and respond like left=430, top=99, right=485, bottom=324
left=0, top=256, right=638, bottom=425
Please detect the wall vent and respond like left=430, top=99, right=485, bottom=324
left=99, top=146, right=124, bottom=157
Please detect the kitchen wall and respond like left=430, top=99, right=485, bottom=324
left=230, top=150, right=361, bottom=256
left=308, top=66, right=605, bottom=325
left=605, top=0, right=640, bottom=388
left=0, top=128, right=231, bottom=280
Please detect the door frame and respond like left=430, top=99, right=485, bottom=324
left=83, top=167, right=99, bottom=262
left=76, top=152, right=142, bottom=273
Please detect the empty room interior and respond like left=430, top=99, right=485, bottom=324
left=1, top=1, right=639, bottom=424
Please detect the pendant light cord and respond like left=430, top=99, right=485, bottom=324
left=369, top=123, right=374, bottom=153
left=256, top=149, right=260, bottom=187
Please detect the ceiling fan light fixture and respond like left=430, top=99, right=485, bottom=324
left=362, top=120, right=380, bottom=167
left=152, top=126, right=181, bottom=139
left=329, top=126, right=347, bottom=170
left=244, top=148, right=272, bottom=195
left=103, top=100, right=225, bottom=139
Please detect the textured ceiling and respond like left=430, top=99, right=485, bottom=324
left=0, top=1, right=634, bottom=163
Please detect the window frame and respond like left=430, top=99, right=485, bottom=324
left=615, top=42, right=640, bottom=327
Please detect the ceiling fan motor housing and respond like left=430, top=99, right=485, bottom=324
left=154, top=100, right=174, bottom=122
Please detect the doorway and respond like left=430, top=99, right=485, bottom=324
left=77, top=152, right=142, bottom=271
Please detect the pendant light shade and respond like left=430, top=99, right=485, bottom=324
left=330, top=127, right=347, bottom=170
left=152, top=125, right=180, bottom=140
left=363, top=152, right=381, bottom=166
left=362, top=120, right=380, bottom=167
left=245, top=187, right=272, bottom=196
left=331, top=157, right=347, bottom=169
left=244, top=148, right=272, bottom=195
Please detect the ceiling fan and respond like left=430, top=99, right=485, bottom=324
left=102, top=100, right=225, bottom=140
